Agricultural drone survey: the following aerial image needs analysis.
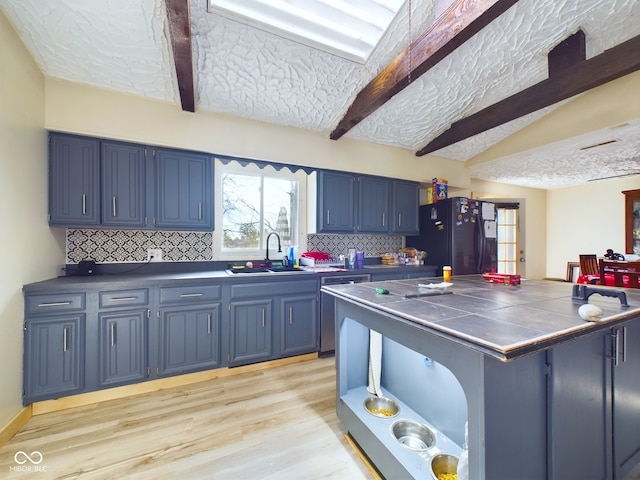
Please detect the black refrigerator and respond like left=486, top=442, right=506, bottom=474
left=406, top=197, right=497, bottom=275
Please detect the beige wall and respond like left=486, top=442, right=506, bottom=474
left=546, top=177, right=638, bottom=280
left=0, top=12, right=65, bottom=428
left=44, top=79, right=470, bottom=188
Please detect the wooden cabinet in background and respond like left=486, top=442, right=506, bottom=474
left=623, top=189, right=640, bottom=255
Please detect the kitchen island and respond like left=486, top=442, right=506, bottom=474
left=322, top=276, right=640, bottom=479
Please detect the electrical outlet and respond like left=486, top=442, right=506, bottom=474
left=147, top=248, right=162, bottom=262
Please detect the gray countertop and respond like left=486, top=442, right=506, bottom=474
left=321, top=275, right=640, bottom=361
left=22, top=264, right=438, bottom=292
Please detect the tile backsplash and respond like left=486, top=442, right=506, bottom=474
left=306, top=234, right=403, bottom=258
left=67, top=229, right=214, bottom=263
left=66, top=229, right=404, bottom=263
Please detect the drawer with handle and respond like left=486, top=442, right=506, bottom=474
left=99, top=288, right=149, bottom=308
left=159, top=284, right=222, bottom=304
left=25, top=292, right=86, bottom=315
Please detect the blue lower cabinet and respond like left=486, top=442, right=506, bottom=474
left=158, top=304, right=223, bottom=376
left=24, top=315, right=85, bottom=403
left=229, top=299, right=273, bottom=367
left=280, top=294, right=318, bottom=357
left=98, top=308, right=148, bottom=388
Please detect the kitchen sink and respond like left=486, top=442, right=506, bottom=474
left=227, top=265, right=306, bottom=274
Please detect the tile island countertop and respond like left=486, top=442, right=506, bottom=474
left=321, top=275, right=640, bottom=361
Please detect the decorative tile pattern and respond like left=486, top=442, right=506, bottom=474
left=67, top=229, right=213, bottom=263
left=306, top=234, right=403, bottom=258
left=66, top=229, right=403, bottom=263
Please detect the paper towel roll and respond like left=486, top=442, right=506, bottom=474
left=367, top=329, right=382, bottom=397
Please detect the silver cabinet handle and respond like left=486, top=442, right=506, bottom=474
left=382, top=213, right=385, bottom=227
left=398, top=213, right=402, bottom=226
left=110, top=323, right=116, bottom=347
left=112, top=196, right=117, bottom=217
left=611, top=330, right=620, bottom=366
left=82, top=194, right=87, bottom=215
left=38, top=301, right=72, bottom=307
left=622, top=326, right=627, bottom=363
left=326, top=209, right=330, bottom=225
left=207, top=314, right=211, bottom=334
left=198, top=202, right=202, bottom=220
left=262, top=309, right=265, bottom=328
left=111, top=296, right=138, bottom=302
left=180, top=293, right=203, bottom=298
left=289, top=306, right=293, bottom=324
left=63, top=326, right=68, bottom=352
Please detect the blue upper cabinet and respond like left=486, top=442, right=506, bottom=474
left=49, top=133, right=101, bottom=226
left=358, top=175, right=389, bottom=233
left=391, top=180, right=419, bottom=235
left=317, top=171, right=357, bottom=233
left=101, top=140, right=147, bottom=228
left=154, top=148, right=213, bottom=230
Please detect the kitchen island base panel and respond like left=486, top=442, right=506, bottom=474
left=336, top=299, right=548, bottom=479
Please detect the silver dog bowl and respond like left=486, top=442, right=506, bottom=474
left=391, top=420, right=436, bottom=451
left=363, top=396, right=399, bottom=418
left=430, top=453, right=459, bottom=479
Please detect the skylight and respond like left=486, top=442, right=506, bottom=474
left=207, top=0, right=406, bottom=63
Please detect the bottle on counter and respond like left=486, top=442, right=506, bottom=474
left=443, top=265, right=452, bottom=282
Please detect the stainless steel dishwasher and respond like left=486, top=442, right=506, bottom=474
left=320, top=273, right=370, bottom=355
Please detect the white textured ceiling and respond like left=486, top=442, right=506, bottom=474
left=1, top=0, right=639, bottom=189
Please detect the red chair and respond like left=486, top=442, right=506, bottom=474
left=578, top=254, right=601, bottom=284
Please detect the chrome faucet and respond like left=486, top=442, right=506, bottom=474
left=265, top=232, right=282, bottom=266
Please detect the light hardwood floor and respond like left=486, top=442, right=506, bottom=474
left=4, top=356, right=640, bottom=480
left=0, top=357, right=374, bottom=479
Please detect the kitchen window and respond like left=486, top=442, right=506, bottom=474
left=213, top=159, right=306, bottom=260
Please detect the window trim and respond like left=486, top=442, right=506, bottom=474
left=213, top=158, right=307, bottom=261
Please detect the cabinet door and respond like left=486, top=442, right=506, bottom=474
left=547, top=332, right=612, bottom=480
left=159, top=304, right=222, bottom=376
left=612, top=320, right=640, bottom=478
left=48, top=133, right=100, bottom=226
left=229, top=299, right=272, bottom=366
left=317, top=171, right=356, bottom=232
left=155, top=149, right=213, bottom=230
left=98, top=309, right=147, bottom=387
left=358, top=176, right=389, bottom=233
left=280, top=294, right=318, bottom=357
left=24, top=315, right=85, bottom=403
left=391, top=180, right=419, bottom=234
left=101, top=140, right=146, bottom=227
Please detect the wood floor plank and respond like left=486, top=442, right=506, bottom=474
left=0, top=357, right=373, bottom=479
